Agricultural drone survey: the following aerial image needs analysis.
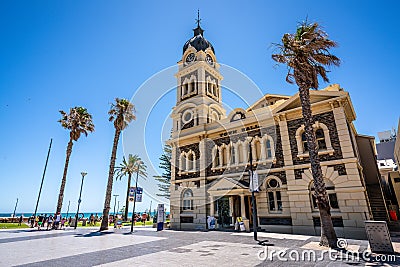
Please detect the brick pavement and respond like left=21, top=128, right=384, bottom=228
left=0, top=227, right=399, bottom=266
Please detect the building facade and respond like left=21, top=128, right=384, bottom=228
left=168, top=24, right=382, bottom=239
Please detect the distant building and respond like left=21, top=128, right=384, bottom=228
left=377, top=122, right=400, bottom=216
left=168, top=22, right=386, bottom=239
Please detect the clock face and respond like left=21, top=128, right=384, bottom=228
left=206, top=54, right=213, bottom=65
left=186, top=53, right=195, bottom=63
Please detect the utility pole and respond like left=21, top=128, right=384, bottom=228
left=131, top=161, right=143, bottom=233
left=246, top=137, right=258, bottom=241
left=74, top=172, right=87, bottom=230
left=33, top=138, right=52, bottom=221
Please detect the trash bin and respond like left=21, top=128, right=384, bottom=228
left=242, top=219, right=250, bottom=232
left=389, top=210, right=398, bottom=221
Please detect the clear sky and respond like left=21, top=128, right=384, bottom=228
left=0, top=0, right=399, bottom=214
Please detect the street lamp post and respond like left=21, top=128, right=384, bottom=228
left=130, top=161, right=143, bottom=233
left=74, top=172, right=87, bottom=230
left=246, top=137, right=258, bottom=241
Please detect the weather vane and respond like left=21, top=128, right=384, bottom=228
left=195, top=9, right=201, bottom=27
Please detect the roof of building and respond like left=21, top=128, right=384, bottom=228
left=377, top=139, right=396, bottom=160
left=182, top=25, right=215, bottom=55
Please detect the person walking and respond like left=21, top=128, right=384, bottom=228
left=54, top=212, right=61, bottom=229
left=47, top=215, right=53, bottom=230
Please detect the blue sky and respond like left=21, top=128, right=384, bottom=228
left=0, top=1, right=399, bottom=214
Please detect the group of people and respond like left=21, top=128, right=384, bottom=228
left=28, top=212, right=67, bottom=230
left=88, top=213, right=100, bottom=226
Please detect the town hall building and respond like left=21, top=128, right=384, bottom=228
left=168, top=22, right=386, bottom=239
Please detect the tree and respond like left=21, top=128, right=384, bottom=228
left=100, top=98, right=135, bottom=231
left=153, top=144, right=172, bottom=199
left=272, top=21, right=340, bottom=247
left=56, top=107, right=94, bottom=214
left=115, top=154, right=148, bottom=221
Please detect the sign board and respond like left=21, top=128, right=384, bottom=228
left=128, top=187, right=143, bottom=202
left=128, top=187, right=135, bottom=202
left=364, top=220, right=394, bottom=253
left=249, top=171, right=259, bottom=192
left=135, top=187, right=143, bottom=202
left=157, top=204, right=165, bottom=223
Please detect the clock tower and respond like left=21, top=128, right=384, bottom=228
left=171, top=18, right=226, bottom=135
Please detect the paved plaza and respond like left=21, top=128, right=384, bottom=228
left=1, top=226, right=400, bottom=266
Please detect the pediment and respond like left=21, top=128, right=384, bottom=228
left=273, top=87, right=344, bottom=114
left=208, top=177, right=247, bottom=192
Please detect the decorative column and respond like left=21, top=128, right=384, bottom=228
left=240, top=194, right=246, bottom=218
left=210, top=196, right=215, bottom=216
left=229, top=196, right=234, bottom=225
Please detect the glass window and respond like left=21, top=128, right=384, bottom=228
left=328, top=193, right=339, bottom=209
left=316, top=129, right=327, bottom=150
left=266, top=179, right=282, bottom=212
left=182, top=189, right=193, bottom=210
left=266, top=139, right=272, bottom=159
left=302, top=132, right=308, bottom=152
left=268, top=192, right=275, bottom=211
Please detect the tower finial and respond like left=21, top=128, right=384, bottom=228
left=196, top=9, right=201, bottom=28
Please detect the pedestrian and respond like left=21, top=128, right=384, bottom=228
left=37, top=214, right=43, bottom=230
left=42, top=214, right=48, bottom=229
left=141, top=213, right=147, bottom=225
left=18, top=215, right=23, bottom=226
left=68, top=216, right=72, bottom=227
left=47, top=215, right=53, bottom=230
left=60, top=217, right=66, bottom=229
left=90, top=214, right=94, bottom=226
left=54, top=212, right=61, bottom=229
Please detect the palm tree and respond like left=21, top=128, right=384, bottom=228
left=272, top=21, right=340, bottom=248
left=56, top=107, right=95, bottom=214
left=115, top=154, right=148, bottom=221
left=100, top=98, right=135, bottom=231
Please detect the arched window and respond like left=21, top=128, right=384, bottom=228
left=309, top=179, right=339, bottom=211
left=191, top=81, right=195, bottom=93
left=254, top=139, right=262, bottom=161
left=179, top=153, right=186, bottom=173
left=237, top=142, right=243, bottom=163
left=296, top=122, right=333, bottom=157
left=266, top=178, right=282, bottom=212
left=230, top=143, right=235, bottom=165
left=315, top=128, right=327, bottom=150
left=266, top=139, right=272, bottom=159
left=212, top=146, right=219, bottom=168
left=187, top=152, right=193, bottom=171
left=301, top=132, right=308, bottom=152
left=182, top=189, right=193, bottom=211
left=221, top=146, right=227, bottom=166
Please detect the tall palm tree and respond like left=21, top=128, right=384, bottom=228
left=272, top=21, right=340, bottom=248
left=56, top=107, right=95, bottom=214
left=100, top=98, right=135, bottom=231
left=115, top=154, right=148, bottom=221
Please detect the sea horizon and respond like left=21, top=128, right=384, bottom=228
left=0, top=211, right=166, bottom=218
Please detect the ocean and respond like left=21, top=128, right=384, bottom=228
left=0, top=211, right=163, bottom=219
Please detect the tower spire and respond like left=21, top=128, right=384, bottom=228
left=193, top=10, right=204, bottom=36
left=196, top=9, right=201, bottom=28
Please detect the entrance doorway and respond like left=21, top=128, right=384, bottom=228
left=217, top=197, right=230, bottom=228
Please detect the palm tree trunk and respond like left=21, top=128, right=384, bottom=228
left=100, top=128, right=121, bottom=231
left=56, top=139, right=73, bottom=214
left=124, top=173, right=132, bottom=221
left=298, top=85, right=338, bottom=248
